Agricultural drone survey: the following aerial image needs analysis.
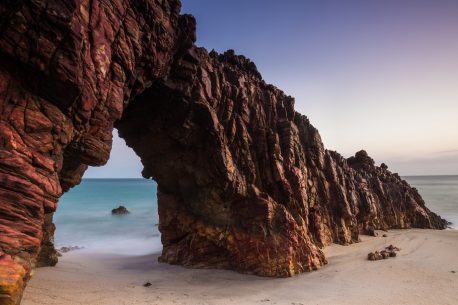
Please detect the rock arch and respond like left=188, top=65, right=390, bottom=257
left=0, top=1, right=446, bottom=304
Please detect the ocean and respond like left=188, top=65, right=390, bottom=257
left=54, top=176, right=458, bottom=255
left=404, top=175, right=458, bottom=229
left=54, top=179, right=161, bottom=255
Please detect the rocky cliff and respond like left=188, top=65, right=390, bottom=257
left=0, top=1, right=446, bottom=304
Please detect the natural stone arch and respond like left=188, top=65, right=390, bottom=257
left=0, top=1, right=446, bottom=305
left=115, top=46, right=447, bottom=277
left=116, top=67, right=328, bottom=275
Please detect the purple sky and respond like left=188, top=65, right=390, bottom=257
left=85, top=0, right=458, bottom=178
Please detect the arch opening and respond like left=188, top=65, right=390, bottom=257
left=53, top=141, right=161, bottom=256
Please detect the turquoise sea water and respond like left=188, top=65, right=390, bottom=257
left=54, top=179, right=161, bottom=255
left=54, top=176, right=458, bottom=255
left=404, top=175, right=458, bottom=229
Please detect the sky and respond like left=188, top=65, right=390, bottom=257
left=85, top=0, right=458, bottom=178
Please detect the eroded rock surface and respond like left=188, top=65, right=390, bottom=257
left=0, top=1, right=446, bottom=304
left=116, top=48, right=446, bottom=276
left=0, top=0, right=189, bottom=303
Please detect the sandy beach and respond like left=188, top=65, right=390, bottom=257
left=21, top=229, right=458, bottom=305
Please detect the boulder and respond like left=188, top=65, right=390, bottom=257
left=368, top=245, right=400, bottom=261
left=111, top=206, right=130, bottom=215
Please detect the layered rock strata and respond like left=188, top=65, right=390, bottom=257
left=0, top=1, right=446, bottom=304
left=116, top=48, right=446, bottom=275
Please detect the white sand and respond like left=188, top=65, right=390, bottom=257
left=22, top=229, right=458, bottom=305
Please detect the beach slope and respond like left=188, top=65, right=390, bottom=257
left=22, top=229, right=458, bottom=305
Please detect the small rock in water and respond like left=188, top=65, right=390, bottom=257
left=143, top=282, right=152, bottom=287
left=112, top=205, right=130, bottom=215
left=58, top=246, right=83, bottom=253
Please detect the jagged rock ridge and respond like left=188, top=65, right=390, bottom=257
left=0, top=1, right=446, bottom=304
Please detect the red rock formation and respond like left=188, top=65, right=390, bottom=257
left=116, top=47, right=446, bottom=275
left=0, top=1, right=189, bottom=303
left=0, top=1, right=446, bottom=304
